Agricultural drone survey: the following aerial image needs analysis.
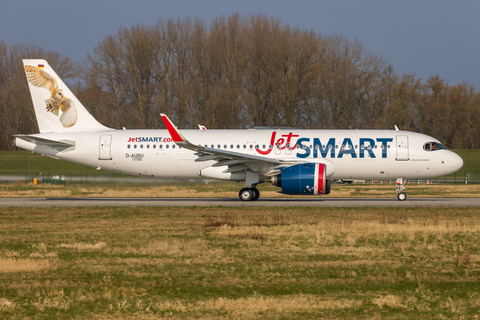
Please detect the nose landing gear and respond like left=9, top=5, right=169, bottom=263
left=396, top=178, right=407, bottom=201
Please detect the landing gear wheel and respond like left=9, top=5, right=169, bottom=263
left=397, top=192, right=407, bottom=201
left=251, top=188, right=260, bottom=201
left=396, top=178, right=407, bottom=201
left=239, top=188, right=253, bottom=201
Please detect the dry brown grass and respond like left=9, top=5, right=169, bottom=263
left=0, top=206, right=479, bottom=319
left=0, top=258, right=57, bottom=273
left=2, top=182, right=480, bottom=198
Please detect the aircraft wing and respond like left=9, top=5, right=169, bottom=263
left=14, top=134, right=75, bottom=147
left=160, top=114, right=282, bottom=175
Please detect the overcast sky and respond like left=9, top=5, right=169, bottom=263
left=1, top=0, right=479, bottom=87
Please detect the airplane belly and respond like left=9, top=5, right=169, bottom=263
left=151, top=153, right=178, bottom=178
left=330, top=159, right=353, bottom=179
left=352, top=160, right=376, bottom=179
left=177, top=159, right=209, bottom=179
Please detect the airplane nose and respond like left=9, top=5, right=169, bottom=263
left=450, top=152, right=463, bottom=171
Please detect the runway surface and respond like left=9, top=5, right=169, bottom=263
left=1, top=197, right=480, bottom=207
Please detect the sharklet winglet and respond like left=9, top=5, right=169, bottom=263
left=160, top=113, right=185, bottom=142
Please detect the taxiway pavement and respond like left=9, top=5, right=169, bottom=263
left=1, top=197, right=480, bottom=207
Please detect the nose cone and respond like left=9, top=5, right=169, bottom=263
left=449, top=151, right=464, bottom=172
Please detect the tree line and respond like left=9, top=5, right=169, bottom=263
left=1, top=13, right=479, bottom=150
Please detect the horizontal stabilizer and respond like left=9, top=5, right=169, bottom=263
left=14, top=134, right=75, bottom=147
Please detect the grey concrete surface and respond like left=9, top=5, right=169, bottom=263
left=1, top=197, right=480, bottom=207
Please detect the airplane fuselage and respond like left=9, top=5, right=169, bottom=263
left=15, top=128, right=462, bottom=181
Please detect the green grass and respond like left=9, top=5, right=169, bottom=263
left=0, top=151, right=128, bottom=177
left=0, top=206, right=479, bottom=319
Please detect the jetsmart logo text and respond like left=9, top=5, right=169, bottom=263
left=255, top=132, right=393, bottom=159
left=127, top=137, right=163, bottom=143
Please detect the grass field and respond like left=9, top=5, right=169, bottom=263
left=0, top=206, right=479, bottom=319
left=0, top=151, right=126, bottom=177
left=1, top=149, right=479, bottom=178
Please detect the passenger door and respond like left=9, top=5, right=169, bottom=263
left=99, top=134, right=112, bottom=160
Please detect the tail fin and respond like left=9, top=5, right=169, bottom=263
left=23, top=59, right=110, bottom=133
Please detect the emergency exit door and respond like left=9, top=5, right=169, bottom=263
left=99, top=134, right=112, bottom=160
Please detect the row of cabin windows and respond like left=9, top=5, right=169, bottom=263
left=206, top=144, right=389, bottom=150
left=127, top=144, right=390, bottom=150
left=127, top=144, right=182, bottom=149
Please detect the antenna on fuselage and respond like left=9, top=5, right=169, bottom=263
left=394, top=125, right=399, bottom=131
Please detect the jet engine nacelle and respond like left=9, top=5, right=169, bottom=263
left=271, top=163, right=331, bottom=195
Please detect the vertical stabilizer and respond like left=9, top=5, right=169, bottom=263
left=23, top=59, right=111, bottom=133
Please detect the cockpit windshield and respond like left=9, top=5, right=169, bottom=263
left=424, top=142, right=446, bottom=151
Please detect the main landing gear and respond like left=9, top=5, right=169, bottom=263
left=396, top=178, right=407, bottom=201
left=239, top=187, right=260, bottom=201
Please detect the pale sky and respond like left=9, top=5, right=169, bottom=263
left=1, top=0, right=479, bottom=86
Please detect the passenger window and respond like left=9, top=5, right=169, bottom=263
left=134, top=145, right=137, bottom=149
left=166, top=145, right=169, bottom=149
left=243, top=145, right=246, bottom=149
left=128, top=145, right=131, bottom=149
left=147, top=145, right=150, bottom=149
left=172, top=145, right=175, bottom=149
left=153, top=145, right=156, bottom=149
left=160, top=145, right=163, bottom=149
left=140, top=145, right=143, bottom=149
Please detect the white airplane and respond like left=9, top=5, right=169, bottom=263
left=14, top=59, right=463, bottom=201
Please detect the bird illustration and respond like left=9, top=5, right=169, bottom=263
left=24, top=65, right=77, bottom=128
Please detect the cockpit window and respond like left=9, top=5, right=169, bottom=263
left=424, top=142, right=446, bottom=151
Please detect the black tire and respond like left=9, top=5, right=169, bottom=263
left=397, top=192, right=407, bottom=201
left=239, top=188, right=253, bottom=201
left=251, top=188, right=260, bottom=201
